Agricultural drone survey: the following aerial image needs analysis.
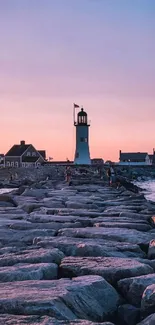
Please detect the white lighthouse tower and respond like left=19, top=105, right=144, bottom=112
left=74, top=107, right=91, bottom=165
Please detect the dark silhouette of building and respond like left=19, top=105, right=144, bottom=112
left=4, top=140, right=46, bottom=168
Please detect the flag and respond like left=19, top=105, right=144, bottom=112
left=74, top=103, right=79, bottom=108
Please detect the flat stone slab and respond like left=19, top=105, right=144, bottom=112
left=43, top=208, right=114, bottom=218
left=94, top=222, right=151, bottom=231
left=141, top=284, right=155, bottom=317
left=0, top=248, right=64, bottom=266
left=151, top=215, right=155, bottom=225
left=9, top=221, right=83, bottom=231
left=0, top=207, right=27, bottom=215
left=0, top=219, right=31, bottom=229
left=148, top=240, right=155, bottom=259
left=34, top=236, right=145, bottom=258
left=60, top=257, right=153, bottom=284
left=21, top=189, right=50, bottom=197
left=137, top=313, right=155, bottom=325
left=0, top=263, right=58, bottom=282
left=0, top=276, right=120, bottom=321
left=58, top=227, right=155, bottom=245
left=118, top=273, right=155, bottom=306
left=0, top=315, right=115, bottom=324
left=0, top=228, right=56, bottom=245
left=120, top=212, right=152, bottom=221
left=0, top=213, right=27, bottom=220
left=28, top=214, right=91, bottom=227
left=92, top=216, right=150, bottom=224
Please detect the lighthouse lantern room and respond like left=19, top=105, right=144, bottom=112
left=74, top=107, right=91, bottom=165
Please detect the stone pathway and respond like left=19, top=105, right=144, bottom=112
left=0, top=177, right=155, bottom=324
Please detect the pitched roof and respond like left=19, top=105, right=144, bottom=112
left=120, top=152, right=148, bottom=161
left=5, top=144, right=30, bottom=157
left=38, top=150, right=46, bottom=159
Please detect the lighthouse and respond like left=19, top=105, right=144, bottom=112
left=74, top=107, right=91, bottom=165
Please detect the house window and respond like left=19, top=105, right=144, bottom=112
left=22, top=163, right=25, bottom=167
left=32, top=152, right=36, bottom=156
left=76, top=152, right=79, bottom=158
left=80, top=137, right=87, bottom=142
left=11, top=162, right=14, bottom=167
left=15, top=162, right=18, bottom=167
left=26, top=152, right=31, bottom=156
left=6, top=161, right=10, bottom=167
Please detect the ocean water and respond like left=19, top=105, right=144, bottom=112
left=135, top=180, right=155, bottom=202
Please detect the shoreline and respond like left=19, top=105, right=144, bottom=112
left=0, top=171, right=155, bottom=324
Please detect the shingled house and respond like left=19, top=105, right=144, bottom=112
left=4, top=141, right=46, bottom=168
left=119, top=150, right=152, bottom=166
left=0, top=154, right=4, bottom=166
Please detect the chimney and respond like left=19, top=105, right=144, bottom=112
left=20, top=140, right=25, bottom=146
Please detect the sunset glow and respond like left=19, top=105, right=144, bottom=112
left=0, top=0, right=155, bottom=161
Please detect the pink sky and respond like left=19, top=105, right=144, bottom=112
left=0, top=0, right=155, bottom=161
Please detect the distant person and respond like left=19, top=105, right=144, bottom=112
left=110, top=165, right=116, bottom=185
left=98, top=166, right=103, bottom=179
left=15, top=172, right=18, bottom=180
left=106, top=168, right=111, bottom=185
left=65, top=166, right=71, bottom=184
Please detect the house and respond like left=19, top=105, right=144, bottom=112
left=148, top=155, right=154, bottom=164
left=149, top=149, right=155, bottom=165
left=0, top=154, right=4, bottom=166
left=119, top=150, right=152, bottom=166
left=105, top=160, right=115, bottom=165
left=38, top=150, right=46, bottom=160
left=91, top=158, right=104, bottom=165
left=4, top=141, right=46, bottom=168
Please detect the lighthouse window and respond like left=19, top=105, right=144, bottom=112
left=80, top=137, right=84, bottom=142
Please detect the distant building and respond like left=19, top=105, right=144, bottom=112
left=4, top=140, right=46, bottom=168
left=44, top=161, right=73, bottom=165
left=105, top=160, right=115, bottom=165
left=149, top=149, right=155, bottom=165
left=0, top=154, right=4, bottom=166
left=148, top=154, right=154, bottom=164
left=38, top=150, right=46, bottom=160
left=119, top=150, right=152, bottom=166
left=91, top=158, right=104, bottom=165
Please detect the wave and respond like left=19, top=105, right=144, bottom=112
left=135, top=180, right=155, bottom=202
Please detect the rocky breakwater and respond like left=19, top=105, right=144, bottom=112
left=0, top=177, right=155, bottom=325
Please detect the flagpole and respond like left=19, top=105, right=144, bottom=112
left=73, top=103, right=80, bottom=125
left=73, top=103, right=75, bottom=125
left=72, top=104, right=76, bottom=162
